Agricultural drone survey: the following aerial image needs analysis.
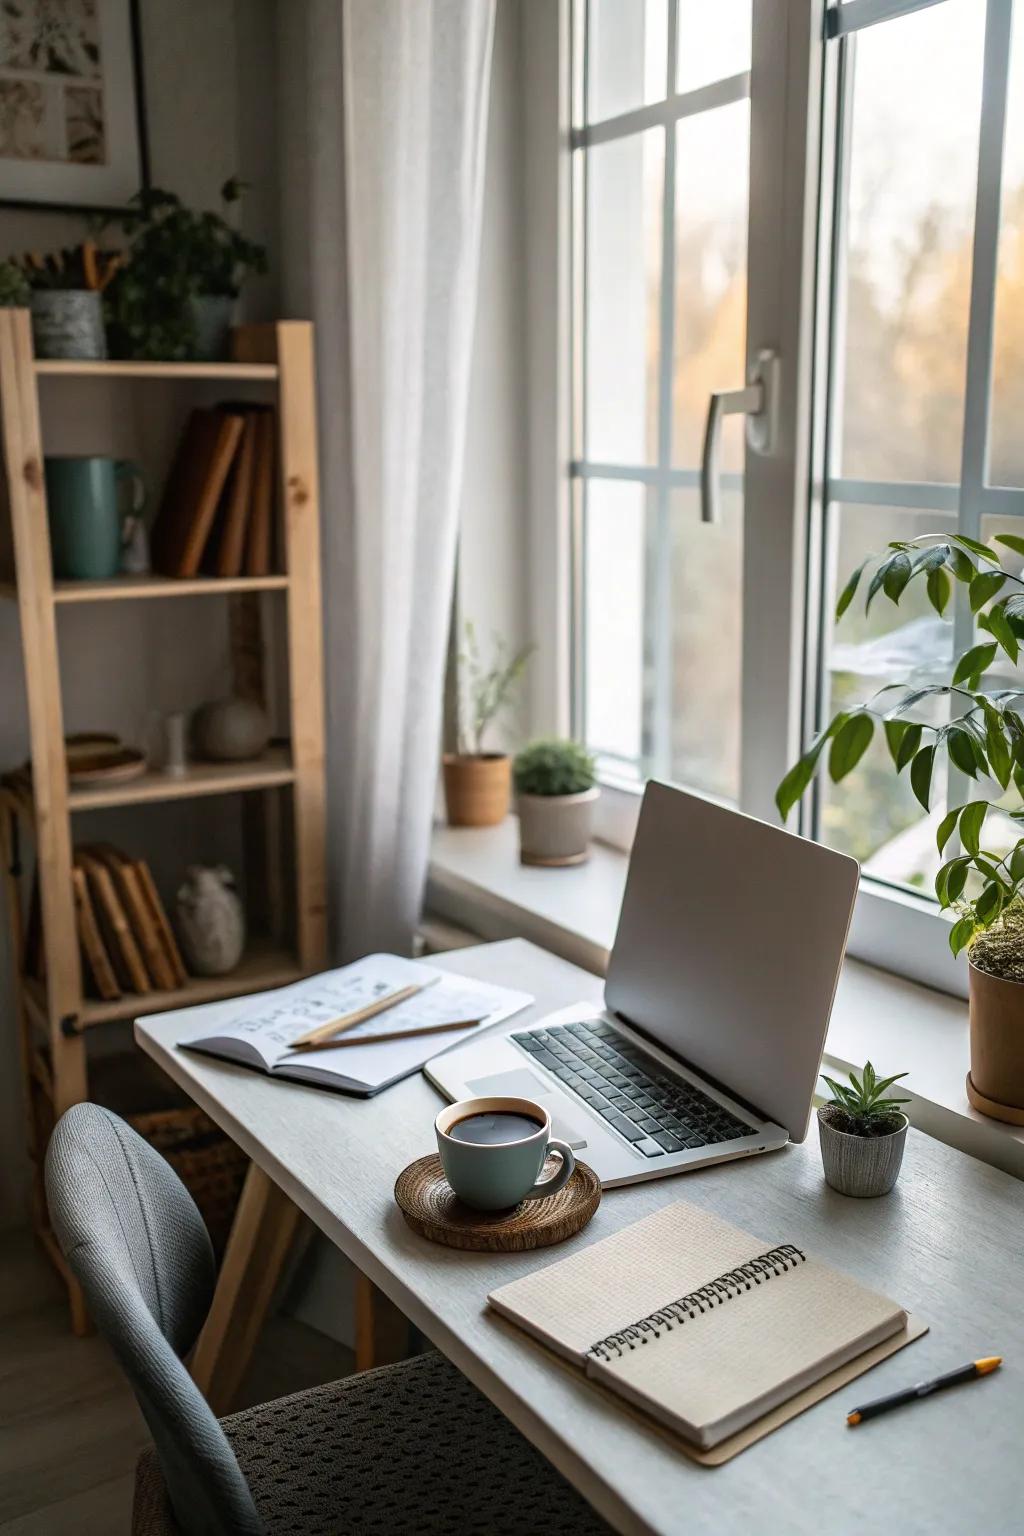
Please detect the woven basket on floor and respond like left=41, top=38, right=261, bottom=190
left=129, top=1105, right=248, bottom=1257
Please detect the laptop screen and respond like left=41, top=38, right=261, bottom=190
left=603, top=782, right=859, bottom=1142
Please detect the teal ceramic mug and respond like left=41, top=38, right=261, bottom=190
left=45, top=456, right=146, bottom=580
left=435, top=1096, right=576, bottom=1212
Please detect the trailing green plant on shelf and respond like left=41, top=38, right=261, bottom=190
left=103, top=177, right=267, bottom=360
left=819, top=1061, right=910, bottom=1139
left=513, top=739, right=596, bottom=797
left=776, top=530, right=1024, bottom=965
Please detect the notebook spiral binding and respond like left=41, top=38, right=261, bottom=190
left=587, top=1243, right=807, bottom=1363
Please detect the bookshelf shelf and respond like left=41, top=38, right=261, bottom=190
left=24, top=943, right=302, bottom=1036
left=35, top=359, right=278, bottom=381
left=0, top=314, right=327, bottom=1331
left=67, top=746, right=295, bottom=811
left=52, top=573, right=290, bottom=603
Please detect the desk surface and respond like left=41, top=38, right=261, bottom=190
left=136, top=939, right=1024, bottom=1536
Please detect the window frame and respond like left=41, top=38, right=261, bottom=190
left=532, top=0, right=1022, bottom=999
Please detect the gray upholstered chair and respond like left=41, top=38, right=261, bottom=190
left=45, top=1103, right=609, bottom=1536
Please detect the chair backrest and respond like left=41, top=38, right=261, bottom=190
left=45, top=1103, right=263, bottom=1536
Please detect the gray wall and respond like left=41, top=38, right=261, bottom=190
left=0, top=0, right=281, bottom=1230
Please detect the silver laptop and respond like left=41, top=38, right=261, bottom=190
left=426, top=781, right=859, bottom=1187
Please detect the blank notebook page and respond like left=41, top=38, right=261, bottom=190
left=489, top=1203, right=759, bottom=1361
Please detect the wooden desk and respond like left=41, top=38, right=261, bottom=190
left=136, top=939, right=1024, bottom=1536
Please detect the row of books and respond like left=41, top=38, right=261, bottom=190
left=25, top=844, right=189, bottom=1000
left=150, top=404, right=278, bottom=580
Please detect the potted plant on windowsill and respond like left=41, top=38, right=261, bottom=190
left=513, top=739, right=599, bottom=866
left=818, top=1062, right=910, bottom=1198
left=104, top=178, right=267, bottom=361
left=777, top=531, right=1024, bottom=1124
left=443, top=621, right=533, bottom=828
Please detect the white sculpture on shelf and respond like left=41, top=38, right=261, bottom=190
left=175, top=865, right=245, bottom=976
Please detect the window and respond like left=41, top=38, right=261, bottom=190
left=570, top=0, right=752, bottom=803
left=568, top=0, right=1024, bottom=992
left=813, top=0, right=1024, bottom=906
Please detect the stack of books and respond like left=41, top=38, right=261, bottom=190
left=25, top=844, right=190, bottom=999
left=150, top=405, right=278, bottom=579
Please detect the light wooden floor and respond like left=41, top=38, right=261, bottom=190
left=0, top=1231, right=354, bottom=1534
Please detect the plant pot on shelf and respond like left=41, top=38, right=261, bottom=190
left=517, top=786, right=600, bottom=867
left=817, top=1106, right=908, bottom=1198
left=443, top=753, right=510, bottom=828
left=966, top=961, right=1024, bottom=1124
left=30, top=289, right=105, bottom=359
left=189, top=293, right=235, bottom=360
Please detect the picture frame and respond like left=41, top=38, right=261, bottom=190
left=0, top=0, right=150, bottom=214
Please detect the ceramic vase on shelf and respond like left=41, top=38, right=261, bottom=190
left=189, top=293, right=235, bottom=360
left=192, top=697, right=270, bottom=762
left=176, top=866, right=245, bottom=976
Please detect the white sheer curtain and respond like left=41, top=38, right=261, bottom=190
left=284, top=0, right=496, bottom=957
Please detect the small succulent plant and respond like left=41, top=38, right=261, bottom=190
left=514, top=738, right=596, bottom=797
left=820, top=1061, right=910, bottom=1138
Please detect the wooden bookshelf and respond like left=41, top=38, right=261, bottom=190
left=0, top=313, right=327, bottom=1330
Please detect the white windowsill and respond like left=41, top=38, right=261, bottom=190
left=427, top=818, right=1024, bottom=1181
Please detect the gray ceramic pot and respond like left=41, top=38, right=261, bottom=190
left=30, top=289, right=106, bottom=360
left=189, top=293, right=235, bottom=360
left=517, top=786, right=599, bottom=867
left=818, top=1107, right=908, bottom=1197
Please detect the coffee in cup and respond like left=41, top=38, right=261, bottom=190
left=435, top=1096, right=575, bottom=1212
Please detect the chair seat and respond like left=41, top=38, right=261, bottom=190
left=134, top=1350, right=610, bottom=1535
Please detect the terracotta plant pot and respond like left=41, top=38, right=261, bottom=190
left=966, top=961, right=1024, bottom=1124
left=442, top=753, right=510, bottom=827
left=817, top=1108, right=908, bottom=1198
left=517, top=787, right=599, bottom=866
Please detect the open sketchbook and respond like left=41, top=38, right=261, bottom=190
left=177, top=954, right=532, bottom=1095
left=490, top=1201, right=915, bottom=1453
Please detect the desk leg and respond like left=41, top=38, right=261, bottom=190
left=191, top=1162, right=301, bottom=1414
left=355, top=1272, right=412, bottom=1371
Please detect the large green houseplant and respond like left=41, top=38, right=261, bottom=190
left=777, top=531, right=1024, bottom=1122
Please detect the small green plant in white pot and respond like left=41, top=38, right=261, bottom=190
left=513, top=739, right=599, bottom=866
left=818, top=1062, right=910, bottom=1198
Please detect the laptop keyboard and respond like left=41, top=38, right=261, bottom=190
left=510, top=1019, right=753, bottom=1159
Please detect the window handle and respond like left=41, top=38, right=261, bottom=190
left=700, top=348, right=779, bottom=524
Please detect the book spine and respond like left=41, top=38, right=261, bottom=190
left=587, top=1244, right=807, bottom=1362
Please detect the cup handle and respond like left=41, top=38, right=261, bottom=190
left=520, top=1139, right=576, bottom=1202
left=115, top=459, right=147, bottom=519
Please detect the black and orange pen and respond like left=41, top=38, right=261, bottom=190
left=847, top=1357, right=1002, bottom=1426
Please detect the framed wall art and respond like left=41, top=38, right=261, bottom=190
left=0, top=0, right=149, bottom=211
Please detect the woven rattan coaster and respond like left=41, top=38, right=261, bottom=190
left=394, top=1153, right=601, bottom=1252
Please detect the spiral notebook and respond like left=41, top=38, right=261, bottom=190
left=489, top=1201, right=925, bottom=1458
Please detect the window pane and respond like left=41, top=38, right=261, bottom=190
left=586, top=0, right=667, bottom=124
left=820, top=505, right=951, bottom=894
left=583, top=481, right=647, bottom=764
left=838, top=0, right=984, bottom=483
left=669, top=486, right=742, bottom=802
left=990, top=4, right=1024, bottom=488
left=584, top=130, right=664, bottom=464
left=676, top=0, right=750, bottom=95
left=671, top=100, right=749, bottom=469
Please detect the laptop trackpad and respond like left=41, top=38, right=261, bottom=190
left=465, top=1070, right=590, bottom=1150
